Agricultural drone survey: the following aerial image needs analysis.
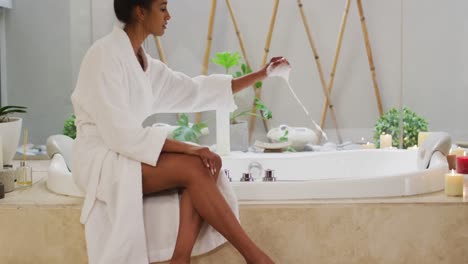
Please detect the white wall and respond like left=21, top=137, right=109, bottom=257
left=4, top=0, right=91, bottom=145
left=402, top=0, right=468, bottom=141
left=4, top=0, right=467, bottom=145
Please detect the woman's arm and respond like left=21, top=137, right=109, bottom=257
left=231, top=68, right=267, bottom=94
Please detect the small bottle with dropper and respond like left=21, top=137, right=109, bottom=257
left=16, top=128, right=32, bottom=187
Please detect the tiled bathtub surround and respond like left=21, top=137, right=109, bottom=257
left=0, top=161, right=467, bottom=264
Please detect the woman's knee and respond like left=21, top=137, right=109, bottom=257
left=184, top=156, right=213, bottom=185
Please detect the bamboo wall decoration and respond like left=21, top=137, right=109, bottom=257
left=320, top=0, right=384, bottom=130
left=152, top=0, right=384, bottom=145
left=225, top=0, right=251, bottom=69
left=297, top=0, right=343, bottom=144
left=320, top=0, right=351, bottom=129
left=248, top=0, right=280, bottom=144
left=153, top=36, right=167, bottom=64
left=196, top=0, right=218, bottom=123
left=356, top=0, right=383, bottom=116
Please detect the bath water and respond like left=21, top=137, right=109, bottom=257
left=271, top=65, right=328, bottom=142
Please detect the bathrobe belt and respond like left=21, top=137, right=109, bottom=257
left=77, top=124, right=110, bottom=224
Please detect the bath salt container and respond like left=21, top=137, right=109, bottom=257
left=0, top=167, right=17, bottom=192
left=456, top=156, right=468, bottom=196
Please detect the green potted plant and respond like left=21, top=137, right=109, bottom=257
left=0, top=105, right=27, bottom=165
left=63, top=114, right=76, bottom=139
left=373, top=107, right=428, bottom=149
left=171, top=113, right=209, bottom=144
left=211, top=52, right=272, bottom=151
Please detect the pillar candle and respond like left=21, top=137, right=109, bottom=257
left=418, top=132, right=430, bottom=146
left=456, top=156, right=468, bottom=174
left=0, top=135, right=3, bottom=169
left=445, top=170, right=464, bottom=196
left=216, top=109, right=231, bottom=156
left=380, top=134, right=392, bottom=149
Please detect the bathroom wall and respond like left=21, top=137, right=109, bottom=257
left=402, top=0, right=468, bottom=141
left=4, top=0, right=468, bottom=145
left=5, top=0, right=92, bottom=145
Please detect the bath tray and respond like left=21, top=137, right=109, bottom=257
left=254, top=140, right=290, bottom=152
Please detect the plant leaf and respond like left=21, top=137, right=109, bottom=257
left=177, top=113, right=189, bottom=127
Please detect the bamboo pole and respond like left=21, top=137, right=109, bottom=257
left=248, top=0, right=280, bottom=144
left=225, top=0, right=251, bottom=69
left=356, top=0, right=384, bottom=116
left=196, top=0, right=217, bottom=123
left=153, top=36, right=167, bottom=64
left=320, top=0, right=351, bottom=129
left=297, top=0, right=343, bottom=143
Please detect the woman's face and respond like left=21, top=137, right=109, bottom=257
left=141, top=0, right=171, bottom=36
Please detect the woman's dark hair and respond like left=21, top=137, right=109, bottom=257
left=114, top=0, right=154, bottom=24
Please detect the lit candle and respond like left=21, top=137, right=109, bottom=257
left=450, top=147, right=466, bottom=157
left=445, top=169, right=464, bottom=196
left=216, top=109, right=230, bottom=156
left=362, top=142, right=375, bottom=149
left=380, top=134, right=392, bottom=149
left=418, top=132, right=430, bottom=146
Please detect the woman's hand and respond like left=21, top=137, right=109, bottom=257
left=186, top=145, right=221, bottom=177
left=231, top=56, right=291, bottom=94
left=263, top=56, right=291, bottom=78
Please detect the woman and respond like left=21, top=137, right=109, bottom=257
left=71, top=0, right=289, bottom=263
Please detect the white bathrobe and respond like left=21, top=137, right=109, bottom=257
left=71, top=26, right=239, bottom=264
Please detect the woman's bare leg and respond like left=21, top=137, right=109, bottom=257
left=170, top=191, right=203, bottom=263
left=170, top=167, right=221, bottom=263
left=142, top=153, right=273, bottom=264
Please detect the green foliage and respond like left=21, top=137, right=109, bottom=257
left=63, top=114, right=77, bottom=139
left=0, top=105, right=27, bottom=122
left=373, top=107, right=428, bottom=149
left=211, top=51, right=269, bottom=124
left=254, top=98, right=272, bottom=120
left=211, top=52, right=241, bottom=74
left=172, top=113, right=208, bottom=144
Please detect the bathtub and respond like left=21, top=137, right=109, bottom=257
left=222, top=149, right=448, bottom=200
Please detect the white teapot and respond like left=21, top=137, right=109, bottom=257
left=267, top=124, right=325, bottom=151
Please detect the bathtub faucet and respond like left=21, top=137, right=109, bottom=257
left=248, top=161, right=263, bottom=181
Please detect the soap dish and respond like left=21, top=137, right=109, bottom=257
left=254, top=140, right=291, bottom=153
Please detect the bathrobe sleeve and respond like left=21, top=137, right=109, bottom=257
left=78, top=48, right=168, bottom=166
left=149, top=58, right=237, bottom=113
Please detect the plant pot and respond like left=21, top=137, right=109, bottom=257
left=230, top=121, right=248, bottom=152
left=0, top=117, right=22, bottom=165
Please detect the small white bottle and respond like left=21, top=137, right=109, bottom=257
left=16, top=161, right=32, bottom=187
